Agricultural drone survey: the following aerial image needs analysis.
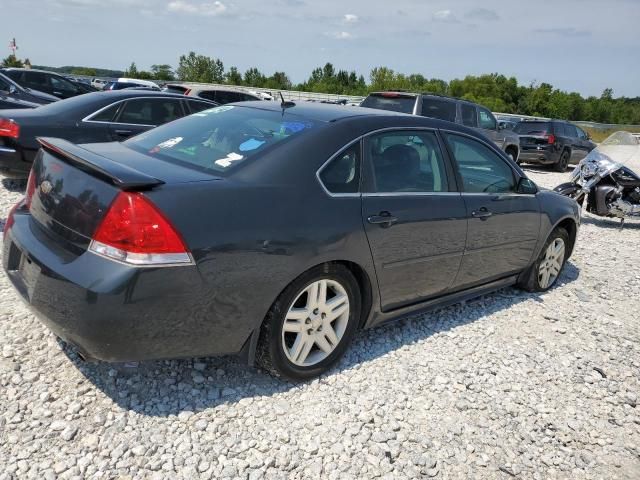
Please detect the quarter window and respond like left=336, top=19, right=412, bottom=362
left=187, top=99, right=215, bottom=114
left=445, top=133, right=515, bottom=193
left=117, top=99, right=183, bottom=125
left=319, top=143, right=360, bottom=194
left=89, top=103, right=121, bottom=122
left=478, top=108, right=497, bottom=130
left=368, top=130, right=449, bottom=193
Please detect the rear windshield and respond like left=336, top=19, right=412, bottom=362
left=124, top=105, right=318, bottom=174
left=361, top=94, right=416, bottom=114
left=514, top=122, right=551, bottom=135
left=421, top=97, right=457, bottom=122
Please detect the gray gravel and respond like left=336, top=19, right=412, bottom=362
left=1, top=168, right=639, bottom=479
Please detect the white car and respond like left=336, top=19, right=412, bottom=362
left=91, top=78, right=109, bottom=90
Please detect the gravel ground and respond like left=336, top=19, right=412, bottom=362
left=1, top=167, right=639, bottom=480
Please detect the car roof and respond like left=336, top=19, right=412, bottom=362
left=1, top=67, right=63, bottom=76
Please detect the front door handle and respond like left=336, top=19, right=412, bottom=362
left=471, top=207, right=492, bottom=220
left=114, top=129, right=133, bottom=137
left=368, top=211, right=398, bottom=228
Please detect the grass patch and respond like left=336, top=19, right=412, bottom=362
left=582, top=126, right=640, bottom=143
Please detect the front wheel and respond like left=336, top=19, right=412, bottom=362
left=518, top=228, right=569, bottom=292
left=256, top=264, right=361, bottom=381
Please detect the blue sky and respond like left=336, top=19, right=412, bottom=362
left=4, top=0, right=640, bottom=97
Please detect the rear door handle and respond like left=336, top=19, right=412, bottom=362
left=367, top=211, right=398, bottom=228
left=114, top=129, right=133, bottom=137
left=471, top=207, right=492, bottom=220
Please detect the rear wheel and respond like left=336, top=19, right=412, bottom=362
left=517, top=228, right=569, bottom=292
left=256, top=264, right=361, bottom=381
left=553, top=150, right=570, bottom=172
left=506, top=148, right=519, bottom=165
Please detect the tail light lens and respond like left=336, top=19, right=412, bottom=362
left=3, top=201, right=20, bottom=239
left=24, top=169, right=36, bottom=210
left=184, top=89, right=191, bottom=95
left=0, top=118, right=20, bottom=139
left=89, top=191, right=193, bottom=266
left=547, top=134, right=556, bottom=144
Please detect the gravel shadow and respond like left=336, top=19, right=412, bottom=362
left=580, top=214, right=640, bottom=230
left=59, top=261, right=581, bottom=417
left=2, top=178, right=27, bottom=192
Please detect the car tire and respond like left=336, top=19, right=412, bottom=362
left=553, top=150, right=570, bottom=172
left=255, top=263, right=361, bottom=381
left=517, top=228, right=569, bottom=292
left=506, top=148, right=519, bottom=164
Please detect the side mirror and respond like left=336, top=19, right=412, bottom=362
left=517, top=177, right=538, bottom=194
left=8, top=84, right=17, bottom=94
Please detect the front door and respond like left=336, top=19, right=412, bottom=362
left=361, top=129, right=468, bottom=311
left=442, top=132, right=540, bottom=290
left=477, top=107, right=503, bottom=149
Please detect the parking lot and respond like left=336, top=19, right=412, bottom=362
left=0, top=166, right=639, bottom=479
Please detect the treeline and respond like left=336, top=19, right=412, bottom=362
left=4, top=52, right=640, bottom=125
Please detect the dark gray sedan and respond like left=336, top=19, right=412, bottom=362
left=3, top=102, right=580, bottom=380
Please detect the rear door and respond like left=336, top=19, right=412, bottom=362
left=563, top=123, right=582, bottom=163
left=573, top=125, right=592, bottom=162
left=361, top=129, right=467, bottom=311
left=420, top=96, right=457, bottom=123
left=442, top=132, right=540, bottom=289
left=107, top=98, right=185, bottom=141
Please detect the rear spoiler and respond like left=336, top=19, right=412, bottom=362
left=37, top=137, right=165, bottom=190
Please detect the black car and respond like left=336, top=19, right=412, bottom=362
left=361, top=92, right=521, bottom=163
left=515, top=120, right=596, bottom=171
left=1, top=68, right=87, bottom=100
left=0, top=90, right=217, bottom=177
left=2, top=102, right=580, bottom=380
left=0, top=72, right=59, bottom=108
left=70, top=80, right=99, bottom=94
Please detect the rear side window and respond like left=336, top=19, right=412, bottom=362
left=187, top=99, right=215, bottom=114
left=198, top=91, right=217, bottom=101
left=3, top=70, right=20, bottom=82
left=461, top=104, right=477, bottom=127
left=360, top=94, right=416, bottom=114
left=89, top=103, right=121, bottom=122
left=125, top=105, right=318, bottom=174
left=420, top=97, right=457, bottom=122
left=25, top=72, right=49, bottom=91
left=319, top=143, right=360, bottom=194
left=0, top=76, right=10, bottom=92
left=565, top=124, right=579, bottom=138
left=514, top=122, right=551, bottom=135
left=553, top=123, right=566, bottom=136
left=117, top=98, right=184, bottom=125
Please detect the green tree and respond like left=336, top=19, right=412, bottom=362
left=225, top=66, right=243, bottom=85
left=150, top=64, right=174, bottom=81
left=176, top=52, right=224, bottom=83
left=71, top=67, right=97, bottom=76
left=2, top=55, right=23, bottom=67
left=243, top=67, right=266, bottom=87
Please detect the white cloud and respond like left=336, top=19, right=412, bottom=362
left=433, top=9, right=458, bottom=23
left=324, top=31, right=354, bottom=40
left=343, top=14, right=358, bottom=24
left=167, top=0, right=227, bottom=16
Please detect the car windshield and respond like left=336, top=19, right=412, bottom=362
left=361, top=94, right=416, bottom=114
left=125, top=105, right=318, bottom=174
left=514, top=122, right=550, bottom=135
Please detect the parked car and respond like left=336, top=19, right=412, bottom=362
left=103, top=78, right=160, bottom=91
left=0, top=68, right=87, bottom=100
left=0, top=71, right=59, bottom=107
left=70, top=80, right=99, bottom=94
left=91, top=78, right=109, bottom=90
left=165, top=84, right=267, bottom=104
left=361, top=92, right=521, bottom=162
left=514, top=120, right=596, bottom=171
left=2, top=102, right=580, bottom=380
left=0, top=90, right=217, bottom=177
left=498, top=119, right=519, bottom=131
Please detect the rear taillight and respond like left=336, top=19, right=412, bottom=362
left=380, top=92, right=399, bottom=98
left=24, top=169, right=36, bottom=210
left=184, top=89, right=191, bottom=95
left=547, top=134, right=556, bottom=144
left=89, top=191, right=192, bottom=266
left=0, top=118, right=19, bottom=139
left=3, top=201, right=20, bottom=239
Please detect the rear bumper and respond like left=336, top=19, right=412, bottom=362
left=518, top=146, right=560, bottom=165
left=2, top=212, right=251, bottom=362
left=0, top=146, right=32, bottom=178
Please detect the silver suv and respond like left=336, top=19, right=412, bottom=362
left=361, top=92, right=520, bottom=162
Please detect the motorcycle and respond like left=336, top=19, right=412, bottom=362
left=554, top=131, right=640, bottom=227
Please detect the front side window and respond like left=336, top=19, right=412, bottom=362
left=125, top=105, right=318, bottom=174
left=50, top=75, right=77, bottom=94
left=319, top=143, right=360, bottom=194
left=368, top=130, right=449, bottom=193
left=575, top=126, right=587, bottom=140
left=0, top=76, right=10, bottom=92
left=461, top=104, right=478, bottom=127
left=117, top=99, right=183, bottom=125
left=420, top=97, right=457, bottom=122
left=187, top=99, right=215, bottom=114
left=444, top=133, right=515, bottom=193
left=478, top=107, right=497, bottom=130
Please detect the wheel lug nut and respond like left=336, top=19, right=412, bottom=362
left=313, top=308, right=319, bottom=315
left=307, top=329, right=313, bottom=335
left=321, top=313, right=326, bottom=319
left=317, top=326, right=323, bottom=332
left=305, top=318, right=311, bottom=324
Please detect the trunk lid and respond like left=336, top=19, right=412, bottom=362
left=28, top=138, right=218, bottom=252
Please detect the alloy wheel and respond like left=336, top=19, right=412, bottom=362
left=538, top=238, right=565, bottom=289
left=281, top=279, right=350, bottom=367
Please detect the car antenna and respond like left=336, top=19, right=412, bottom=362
left=279, top=91, right=295, bottom=109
